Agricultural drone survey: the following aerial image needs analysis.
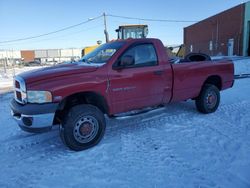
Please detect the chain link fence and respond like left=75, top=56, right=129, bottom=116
left=0, top=58, right=50, bottom=94
left=0, top=58, right=16, bottom=78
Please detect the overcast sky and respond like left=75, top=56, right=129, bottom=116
left=0, top=0, right=247, bottom=49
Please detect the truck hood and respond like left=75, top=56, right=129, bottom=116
left=19, top=63, right=99, bottom=84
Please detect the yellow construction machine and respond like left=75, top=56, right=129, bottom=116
left=115, top=24, right=148, bottom=39
left=81, top=24, right=149, bottom=56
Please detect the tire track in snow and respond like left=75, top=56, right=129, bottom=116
left=0, top=129, right=59, bottom=152
left=102, top=101, right=250, bottom=187
left=106, top=101, right=250, bottom=140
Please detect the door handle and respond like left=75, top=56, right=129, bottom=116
left=154, top=70, right=164, bottom=75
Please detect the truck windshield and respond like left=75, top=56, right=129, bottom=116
left=79, top=41, right=125, bottom=65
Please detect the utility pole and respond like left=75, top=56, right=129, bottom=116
left=103, top=12, right=109, bottom=43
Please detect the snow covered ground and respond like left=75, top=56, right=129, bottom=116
left=0, top=59, right=250, bottom=187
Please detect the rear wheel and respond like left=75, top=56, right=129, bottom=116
left=60, top=104, right=106, bottom=151
left=195, top=84, right=220, bottom=114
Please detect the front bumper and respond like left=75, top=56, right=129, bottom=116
left=10, top=99, right=59, bottom=133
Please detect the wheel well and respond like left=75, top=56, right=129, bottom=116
left=203, top=75, right=222, bottom=90
left=54, top=92, right=109, bottom=124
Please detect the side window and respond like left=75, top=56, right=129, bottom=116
left=121, top=44, right=158, bottom=67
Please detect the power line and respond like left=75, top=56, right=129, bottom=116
left=107, top=14, right=197, bottom=23
left=0, top=24, right=103, bottom=47
left=0, top=13, right=197, bottom=46
left=0, top=15, right=103, bottom=44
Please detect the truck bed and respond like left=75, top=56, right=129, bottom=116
left=170, top=60, right=234, bottom=102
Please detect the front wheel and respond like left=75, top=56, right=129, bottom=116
left=61, top=104, right=106, bottom=151
left=195, top=84, right=220, bottom=114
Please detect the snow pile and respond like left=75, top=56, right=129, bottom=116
left=211, top=56, right=250, bottom=75
left=233, top=58, right=250, bottom=75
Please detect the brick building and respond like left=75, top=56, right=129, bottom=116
left=184, top=2, right=250, bottom=56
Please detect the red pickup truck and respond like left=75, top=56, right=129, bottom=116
left=10, top=38, right=234, bottom=151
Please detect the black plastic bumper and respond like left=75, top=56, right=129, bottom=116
left=10, top=99, right=59, bottom=115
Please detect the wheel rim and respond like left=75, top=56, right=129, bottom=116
left=73, top=115, right=99, bottom=144
left=206, top=91, right=217, bottom=109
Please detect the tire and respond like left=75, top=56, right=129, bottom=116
left=61, top=104, right=106, bottom=151
left=195, top=84, right=220, bottom=114
left=184, top=53, right=211, bottom=62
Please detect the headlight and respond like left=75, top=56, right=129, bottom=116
left=27, top=91, right=52, bottom=103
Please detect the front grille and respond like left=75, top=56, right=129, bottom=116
left=14, top=76, right=26, bottom=104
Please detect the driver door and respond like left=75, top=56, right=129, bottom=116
left=108, top=43, right=168, bottom=114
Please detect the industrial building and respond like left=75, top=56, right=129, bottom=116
left=33, top=48, right=81, bottom=63
left=23, top=48, right=82, bottom=63
left=0, top=48, right=82, bottom=65
left=184, top=1, right=250, bottom=56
